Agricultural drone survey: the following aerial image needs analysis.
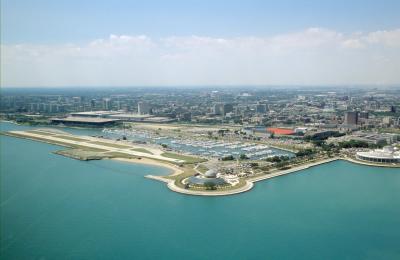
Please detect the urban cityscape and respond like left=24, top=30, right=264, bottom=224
left=1, top=86, right=399, bottom=195
left=1, top=0, right=400, bottom=259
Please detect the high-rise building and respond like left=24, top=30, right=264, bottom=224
left=359, top=111, right=369, bottom=119
left=116, top=101, right=122, bottom=110
left=213, top=103, right=224, bottom=115
left=382, top=117, right=391, bottom=125
left=180, top=112, right=192, bottom=121
left=90, top=99, right=96, bottom=110
left=138, top=102, right=151, bottom=114
left=255, top=104, right=267, bottom=114
left=222, top=103, right=233, bottom=115
left=344, top=111, right=358, bottom=125
left=49, top=103, right=59, bottom=113
left=103, top=98, right=112, bottom=110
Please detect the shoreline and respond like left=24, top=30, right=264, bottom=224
left=145, top=175, right=255, bottom=196
left=160, top=157, right=398, bottom=196
left=148, top=157, right=341, bottom=197
left=2, top=129, right=399, bottom=197
left=112, top=157, right=184, bottom=176
left=343, top=157, right=400, bottom=168
left=249, top=157, right=340, bottom=183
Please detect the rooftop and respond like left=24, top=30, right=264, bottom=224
left=267, top=128, right=295, bottom=135
left=51, top=117, right=120, bottom=123
left=356, top=147, right=400, bottom=160
left=70, top=111, right=122, bottom=117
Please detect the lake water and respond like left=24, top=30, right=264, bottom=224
left=1, top=122, right=400, bottom=259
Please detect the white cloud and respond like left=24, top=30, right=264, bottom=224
left=1, top=28, right=400, bottom=87
left=365, top=29, right=400, bottom=47
left=341, top=39, right=365, bottom=49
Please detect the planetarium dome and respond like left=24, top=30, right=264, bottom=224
left=204, top=169, right=217, bottom=178
left=187, top=168, right=226, bottom=186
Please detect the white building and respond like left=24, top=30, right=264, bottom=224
left=356, top=146, right=400, bottom=164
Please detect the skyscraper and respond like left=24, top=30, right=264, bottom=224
left=138, top=101, right=151, bottom=114
left=222, top=103, right=233, bottom=115
left=213, top=103, right=224, bottom=115
left=103, top=98, right=111, bottom=110
left=255, top=104, right=267, bottom=114
left=344, top=111, right=358, bottom=125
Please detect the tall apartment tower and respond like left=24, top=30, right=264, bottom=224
left=255, top=104, right=267, bottom=114
left=103, top=98, right=111, bottom=111
left=344, top=111, right=358, bottom=125
left=138, top=102, right=151, bottom=115
left=222, top=103, right=233, bottom=115
left=213, top=103, right=224, bottom=115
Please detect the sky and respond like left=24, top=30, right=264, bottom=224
left=1, top=0, right=400, bottom=87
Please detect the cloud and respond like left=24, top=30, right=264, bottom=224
left=1, top=28, right=400, bottom=86
left=365, top=29, right=400, bottom=47
left=341, top=39, right=365, bottom=49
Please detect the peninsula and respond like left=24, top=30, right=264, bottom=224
left=3, top=126, right=399, bottom=197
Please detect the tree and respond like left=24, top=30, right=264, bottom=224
left=266, top=156, right=282, bottom=162
left=221, top=155, right=234, bottom=161
left=239, top=154, right=249, bottom=160
left=276, top=161, right=290, bottom=169
left=321, top=142, right=336, bottom=151
left=296, top=149, right=315, bottom=157
left=312, top=140, right=325, bottom=147
left=249, top=162, right=259, bottom=168
left=338, top=140, right=369, bottom=149
left=204, top=182, right=217, bottom=190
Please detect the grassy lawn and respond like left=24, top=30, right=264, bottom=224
left=164, top=165, right=196, bottom=189
left=89, top=141, right=131, bottom=149
left=161, top=152, right=206, bottom=164
left=103, top=152, right=139, bottom=159
left=72, top=145, right=107, bottom=152
left=130, top=148, right=153, bottom=154
left=54, top=149, right=106, bottom=160
left=197, top=164, right=209, bottom=173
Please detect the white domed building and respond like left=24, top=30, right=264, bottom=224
left=187, top=169, right=227, bottom=186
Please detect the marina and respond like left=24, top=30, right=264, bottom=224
left=101, top=128, right=293, bottom=160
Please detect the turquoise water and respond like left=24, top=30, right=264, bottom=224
left=1, top=122, right=400, bottom=259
